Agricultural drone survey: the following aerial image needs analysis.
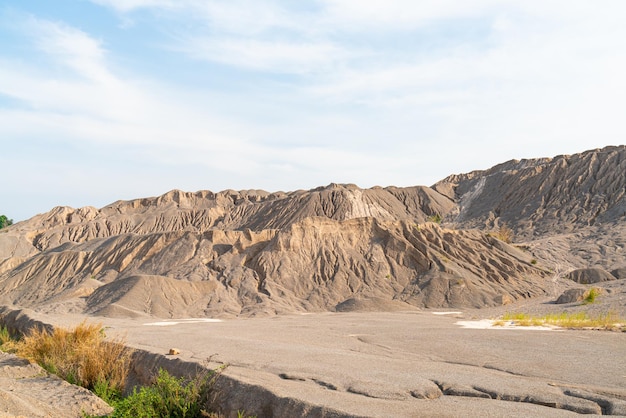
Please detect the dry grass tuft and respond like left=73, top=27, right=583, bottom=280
left=491, top=224, right=514, bottom=243
left=15, top=321, right=133, bottom=398
left=494, top=311, right=625, bottom=330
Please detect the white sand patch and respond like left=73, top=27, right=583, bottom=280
left=456, top=319, right=557, bottom=331
left=144, top=318, right=223, bottom=326
left=177, top=318, right=223, bottom=323
left=432, top=311, right=463, bottom=316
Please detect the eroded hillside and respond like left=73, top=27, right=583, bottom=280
left=0, top=146, right=624, bottom=318
left=434, top=146, right=626, bottom=236
left=0, top=218, right=547, bottom=317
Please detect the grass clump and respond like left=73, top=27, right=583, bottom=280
left=13, top=321, right=133, bottom=403
left=0, top=325, right=21, bottom=355
left=491, top=224, right=514, bottom=243
left=0, top=325, right=13, bottom=347
left=494, top=311, right=625, bottom=330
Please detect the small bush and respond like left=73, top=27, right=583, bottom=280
left=583, top=287, right=600, bottom=304
left=427, top=214, right=442, bottom=224
left=15, top=321, right=132, bottom=400
left=0, top=215, right=13, bottom=229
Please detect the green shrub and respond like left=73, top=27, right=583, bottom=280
left=0, top=215, right=13, bottom=229
left=112, top=368, right=216, bottom=418
left=583, top=288, right=600, bottom=304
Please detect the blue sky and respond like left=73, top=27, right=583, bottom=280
left=2, top=1, right=625, bottom=221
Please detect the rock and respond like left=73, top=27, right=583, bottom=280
left=611, top=267, right=626, bottom=280
left=495, top=294, right=513, bottom=305
left=555, top=288, right=586, bottom=304
left=334, top=297, right=417, bottom=312
left=565, top=268, right=616, bottom=284
left=0, top=352, right=113, bottom=417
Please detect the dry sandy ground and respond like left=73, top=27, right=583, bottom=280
left=2, top=299, right=625, bottom=418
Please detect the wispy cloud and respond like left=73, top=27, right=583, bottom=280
left=26, top=17, right=112, bottom=83
left=0, top=15, right=139, bottom=123
left=88, top=0, right=179, bottom=13
left=180, top=37, right=349, bottom=74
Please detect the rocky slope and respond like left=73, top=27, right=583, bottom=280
left=0, top=146, right=624, bottom=318
left=434, top=145, right=626, bottom=237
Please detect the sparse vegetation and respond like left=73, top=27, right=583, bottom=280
left=530, top=259, right=537, bottom=265
left=10, top=321, right=133, bottom=402
left=0, top=322, right=228, bottom=418
left=427, top=214, right=442, bottom=224
left=583, top=287, right=601, bottom=304
left=493, top=311, right=625, bottom=330
left=111, top=368, right=218, bottom=418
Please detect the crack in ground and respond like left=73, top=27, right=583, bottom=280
left=433, top=380, right=608, bottom=415
left=563, top=388, right=626, bottom=416
left=469, top=385, right=602, bottom=415
left=439, top=360, right=532, bottom=378
left=278, top=373, right=338, bottom=391
left=311, top=378, right=339, bottom=391
left=278, top=373, right=305, bottom=382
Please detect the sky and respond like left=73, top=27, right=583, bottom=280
left=1, top=1, right=625, bottom=222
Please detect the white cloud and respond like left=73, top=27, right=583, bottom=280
left=88, top=0, right=179, bottom=13
left=190, top=1, right=301, bottom=35
left=0, top=15, right=254, bottom=158
left=25, top=18, right=113, bottom=83
left=318, top=0, right=505, bottom=29
left=181, top=37, right=349, bottom=74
